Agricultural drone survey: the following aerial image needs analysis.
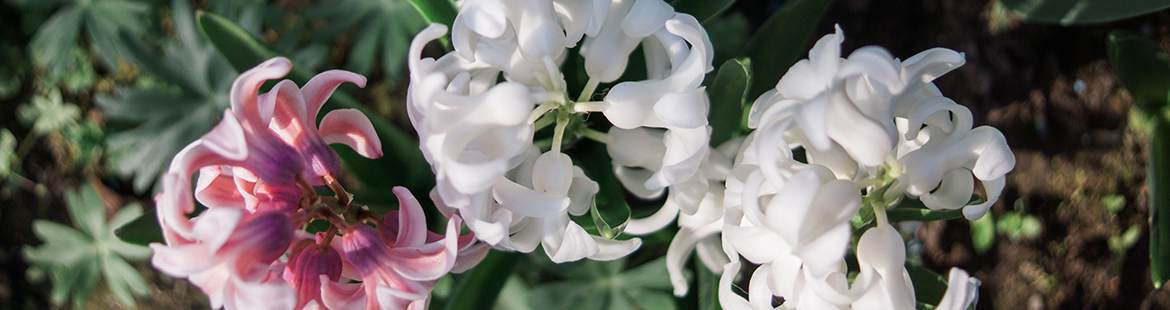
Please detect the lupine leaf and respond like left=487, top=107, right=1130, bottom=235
left=24, top=183, right=151, bottom=308
left=672, top=0, right=737, bottom=24
left=304, top=0, right=426, bottom=77
left=743, top=0, right=835, bottom=99
left=442, top=250, right=521, bottom=310
left=197, top=11, right=433, bottom=204
left=529, top=257, right=676, bottom=310
left=25, top=0, right=149, bottom=72
left=707, top=58, right=751, bottom=147
left=1107, top=30, right=1170, bottom=113
left=999, top=0, right=1170, bottom=25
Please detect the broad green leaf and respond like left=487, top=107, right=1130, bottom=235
left=970, top=212, right=996, bottom=254
left=492, top=276, right=535, bottom=310
left=443, top=250, right=521, bottom=310
left=886, top=207, right=966, bottom=222
left=1150, top=114, right=1170, bottom=288
left=115, top=208, right=164, bottom=247
left=403, top=0, right=458, bottom=30
left=743, top=0, right=835, bottom=99
left=671, top=0, right=737, bottom=24
left=999, top=0, right=1170, bottom=25
left=1108, top=30, right=1170, bottom=113
left=304, top=0, right=427, bottom=76
left=697, top=258, right=723, bottom=310
left=197, top=11, right=434, bottom=204
left=576, top=140, right=631, bottom=239
left=905, top=263, right=949, bottom=309
left=707, top=58, right=751, bottom=147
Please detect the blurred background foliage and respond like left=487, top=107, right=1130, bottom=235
left=0, top=0, right=1168, bottom=309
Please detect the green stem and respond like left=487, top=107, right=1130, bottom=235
left=582, top=127, right=608, bottom=143
left=552, top=112, right=569, bottom=154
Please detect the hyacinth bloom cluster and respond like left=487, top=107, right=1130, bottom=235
left=149, top=57, right=487, bottom=310
left=406, top=0, right=718, bottom=264
left=715, top=27, right=1013, bottom=309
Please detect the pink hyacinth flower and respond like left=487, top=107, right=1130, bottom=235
left=261, top=70, right=383, bottom=185
left=322, top=187, right=471, bottom=310
left=284, top=234, right=344, bottom=310
left=157, top=57, right=382, bottom=241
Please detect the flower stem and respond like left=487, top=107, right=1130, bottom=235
left=582, top=127, right=608, bottom=143
left=577, top=77, right=600, bottom=103
left=552, top=112, right=569, bottom=154
left=573, top=101, right=608, bottom=113
left=530, top=102, right=559, bottom=124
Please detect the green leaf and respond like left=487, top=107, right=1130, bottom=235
left=97, top=0, right=238, bottom=192
left=0, top=129, right=15, bottom=178
left=576, top=140, right=631, bottom=240
left=743, top=0, right=835, bottom=99
left=999, top=0, right=1170, bottom=25
left=442, top=250, right=521, bottom=310
left=64, top=183, right=107, bottom=237
left=529, top=257, right=675, bottom=310
left=1108, top=30, right=1170, bottom=114
left=905, top=263, right=949, bottom=308
left=26, top=0, right=149, bottom=73
left=114, top=208, right=164, bottom=247
left=707, top=58, right=751, bottom=147
left=17, top=89, right=80, bottom=137
left=886, top=207, right=966, bottom=222
left=696, top=258, right=723, bottom=310
left=305, top=0, right=427, bottom=76
left=970, top=212, right=996, bottom=254
left=25, top=220, right=93, bottom=265
left=28, top=6, right=83, bottom=73
left=197, top=11, right=434, bottom=204
left=1150, top=114, right=1170, bottom=288
left=100, top=251, right=149, bottom=307
left=672, top=0, right=737, bottom=24
left=403, top=0, right=458, bottom=31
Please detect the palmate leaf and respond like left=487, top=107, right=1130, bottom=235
left=25, top=0, right=149, bottom=73
left=527, top=257, right=676, bottom=310
left=24, top=183, right=151, bottom=308
left=303, top=0, right=426, bottom=78
left=96, top=0, right=238, bottom=193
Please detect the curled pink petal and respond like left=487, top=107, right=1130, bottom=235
left=319, top=109, right=383, bottom=159
left=302, top=70, right=367, bottom=122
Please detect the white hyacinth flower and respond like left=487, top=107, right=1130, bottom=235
left=408, top=0, right=713, bottom=263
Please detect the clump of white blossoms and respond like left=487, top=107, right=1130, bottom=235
left=717, top=27, right=1012, bottom=309
left=406, top=0, right=720, bottom=264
